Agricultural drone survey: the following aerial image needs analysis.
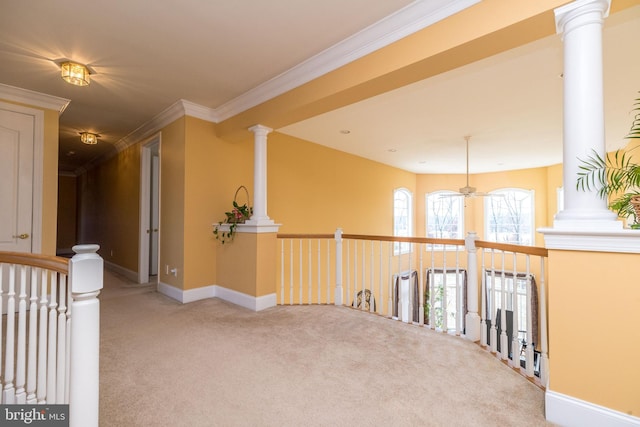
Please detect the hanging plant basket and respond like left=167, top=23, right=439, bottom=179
left=213, top=185, right=253, bottom=244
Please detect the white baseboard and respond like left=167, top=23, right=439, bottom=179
left=157, top=281, right=276, bottom=312
left=104, top=260, right=138, bottom=283
left=546, top=390, right=640, bottom=427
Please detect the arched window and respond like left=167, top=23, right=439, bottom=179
left=484, top=188, right=534, bottom=245
left=393, top=188, right=412, bottom=254
left=425, top=191, right=464, bottom=240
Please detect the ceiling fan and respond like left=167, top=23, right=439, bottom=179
left=445, top=135, right=496, bottom=198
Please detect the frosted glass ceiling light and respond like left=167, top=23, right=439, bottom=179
left=80, top=132, right=98, bottom=145
left=61, top=61, right=90, bottom=86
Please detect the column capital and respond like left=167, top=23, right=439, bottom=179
left=555, top=0, right=610, bottom=36
left=248, top=124, right=273, bottom=136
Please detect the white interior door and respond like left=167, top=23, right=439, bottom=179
left=0, top=108, right=34, bottom=253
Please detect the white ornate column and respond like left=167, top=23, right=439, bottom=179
left=553, top=0, right=620, bottom=231
left=247, top=124, right=275, bottom=226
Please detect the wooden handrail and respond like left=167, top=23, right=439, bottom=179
left=0, top=251, right=69, bottom=274
left=475, top=240, right=548, bottom=257
left=276, top=233, right=548, bottom=257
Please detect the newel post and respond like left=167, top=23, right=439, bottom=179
left=68, top=244, right=103, bottom=427
left=334, top=228, right=343, bottom=306
left=465, top=232, right=481, bottom=342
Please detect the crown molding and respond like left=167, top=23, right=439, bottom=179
left=214, top=0, right=480, bottom=121
left=0, top=83, right=70, bottom=115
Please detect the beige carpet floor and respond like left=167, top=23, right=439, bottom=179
left=99, top=270, right=552, bottom=426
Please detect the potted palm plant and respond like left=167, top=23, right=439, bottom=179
left=577, top=93, right=640, bottom=227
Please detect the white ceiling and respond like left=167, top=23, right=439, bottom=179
left=281, top=4, right=640, bottom=174
left=0, top=1, right=638, bottom=175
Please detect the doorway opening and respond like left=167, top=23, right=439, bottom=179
left=139, top=135, right=160, bottom=284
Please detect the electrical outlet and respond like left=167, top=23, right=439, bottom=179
left=170, top=267, right=178, bottom=277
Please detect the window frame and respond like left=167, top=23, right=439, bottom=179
left=393, top=187, right=413, bottom=255
left=484, top=188, right=535, bottom=246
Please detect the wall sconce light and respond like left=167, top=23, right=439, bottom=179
left=80, top=132, right=99, bottom=145
left=61, top=61, right=91, bottom=86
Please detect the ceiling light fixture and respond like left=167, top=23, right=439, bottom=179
left=80, top=132, right=99, bottom=145
left=61, top=61, right=91, bottom=86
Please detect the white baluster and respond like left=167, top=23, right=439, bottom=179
left=429, top=244, right=436, bottom=329
left=510, top=253, right=520, bottom=368
left=47, top=271, right=58, bottom=403
left=37, top=268, right=48, bottom=403
left=56, top=274, right=68, bottom=403
left=360, top=240, right=365, bottom=311
left=326, top=238, right=331, bottom=304
left=26, top=267, right=39, bottom=403
left=307, top=240, right=312, bottom=304
left=419, top=244, right=424, bottom=326
left=280, top=240, right=284, bottom=305
left=387, top=241, right=393, bottom=317
left=480, top=249, right=487, bottom=347
left=489, top=250, right=498, bottom=354
left=298, top=240, right=303, bottom=304
left=442, top=248, right=448, bottom=332
left=3, top=263, right=16, bottom=403
left=369, top=241, right=374, bottom=313
left=525, top=256, right=535, bottom=378
left=408, top=243, right=414, bottom=322
left=500, top=251, right=509, bottom=361
left=0, top=263, right=4, bottom=392
left=69, top=244, right=103, bottom=427
left=455, top=250, right=461, bottom=336
left=289, top=240, right=293, bottom=305
left=346, top=240, right=351, bottom=308
left=379, top=241, right=383, bottom=316
left=317, top=240, right=321, bottom=304
left=15, top=265, right=28, bottom=403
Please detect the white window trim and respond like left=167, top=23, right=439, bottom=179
left=393, top=187, right=413, bottom=255
left=484, top=188, right=535, bottom=246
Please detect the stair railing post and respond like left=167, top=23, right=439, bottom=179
left=68, top=244, right=103, bottom=427
left=465, top=232, right=481, bottom=341
left=334, top=228, right=343, bottom=306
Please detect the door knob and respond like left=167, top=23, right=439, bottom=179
left=13, top=233, right=29, bottom=239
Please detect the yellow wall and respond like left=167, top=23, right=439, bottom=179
left=548, top=249, right=640, bottom=416
left=77, top=142, right=141, bottom=270
left=159, top=118, right=186, bottom=289
left=268, top=132, right=416, bottom=235
left=57, top=175, right=77, bottom=252
left=183, top=116, right=253, bottom=290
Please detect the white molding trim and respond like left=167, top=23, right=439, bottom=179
left=0, top=101, right=45, bottom=253
left=104, top=260, right=138, bottom=283
left=157, top=282, right=276, bottom=311
left=538, top=227, right=640, bottom=253
left=0, top=83, right=70, bottom=115
left=214, top=0, right=480, bottom=121
left=76, top=99, right=218, bottom=176
left=214, top=286, right=277, bottom=312
left=546, top=390, right=640, bottom=427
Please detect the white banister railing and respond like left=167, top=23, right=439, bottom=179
left=0, top=244, right=103, bottom=427
left=276, top=230, right=549, bottom=386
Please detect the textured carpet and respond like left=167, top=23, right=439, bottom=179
left=99, top=270, right=551, bottom=426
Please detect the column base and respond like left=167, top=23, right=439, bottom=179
left=465, top=312, right=481, bottom=342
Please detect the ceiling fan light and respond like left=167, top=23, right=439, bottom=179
left=80, top=132, right=98, bottom=145
left=61, top=61, right=90, bottom=86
